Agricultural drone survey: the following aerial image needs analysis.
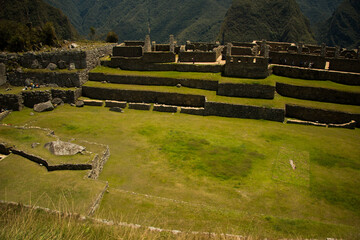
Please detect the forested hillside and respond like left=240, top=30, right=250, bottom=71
left=218, top=0, right=316, bottom=44
left=319, top=0, right=360, bottom=48
left=44, top=0, right=232, bottom=43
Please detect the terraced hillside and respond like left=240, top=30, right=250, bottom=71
left=1, top=60, right=360, bottom=238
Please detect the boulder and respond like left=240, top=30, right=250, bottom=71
left=46, top=63, right=57, bottom=71
left=31, top=59, right=41, bottom=69
left=44, top=140, right=85, bottom=156
left=34, top=101, right=54, bottom=112
left=68, top=63, right=76, bottom=70
left=58, top=60, right=67, bottom=69
left=109, top=107, right=124, bottom=113
left=31, top=142, right=40, bottom=148
left=75, top=100, right=84, bottom=107
left=51, top=98, right=64, bottom=107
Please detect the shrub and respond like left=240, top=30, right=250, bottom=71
left=106, top=31, right=118, bottom=43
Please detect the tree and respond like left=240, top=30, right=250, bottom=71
left=42, top=22, right=58, bottom=46
left=90, top=27, right=96, bottom=40
left=106, top=31, right=118, bottom=43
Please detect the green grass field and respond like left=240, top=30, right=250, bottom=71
left=0, top=105, right=359, bottom=239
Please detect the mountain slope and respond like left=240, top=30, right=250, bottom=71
left=0, top=0, right=78, bottom=40
left=319, top=0, right=360, bottom=48
left=219, top=0, right=316, bottom=44
left=44, top=0, right=232, bottom=43
left=295, top=0, right=343, bottom=26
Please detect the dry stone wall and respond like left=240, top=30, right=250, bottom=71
left=82, top=86, right=206, bottom=107
left=22, top=91, right=52, bottom=108
left=0, top=94, right=23, bottom=111
left=272, top=65, right=360, bottom=86
left=276, top=82, right=360, bottom=106
left=285, top=104, right=360, bottom=128
left=224, top=56, right=269, bottom=79
left=51, top=89, right=81, bottom=104
left=89, top=73, right=218, bottom=91
left=217, top=83, right=275, bottom=99
left=7, top=70, right=87, bottom=87
left=204, top=101, right=285, bottom=122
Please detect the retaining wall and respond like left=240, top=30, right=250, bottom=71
left=0, top=44, right=114, bottom=70
left=21, top=91, right=52, bottom=108
left=7, top=70, right=87, bottom=87
left=269, top=52, right=326, bottom=69
left=276, top=82, right=360, bottom=106
left=217, top=83, right=275, bottom=99
left=82, top=86, right=206, bottom=107
left=0, top=94, right=23, bottom=111
left=110, top=57, right=223, bottom=73
left=89, top=72, right=218, bottom=91
left=51, top=88, right=81, bottom=104
left=204, top=101, right=285, bottom=122
left=285, top=104, right=360, bottom=128
left=329, top=58, right=360, bottom=73
left=272, top=65, right=360, bottom=86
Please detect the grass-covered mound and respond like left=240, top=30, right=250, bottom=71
left=0, top=105, right=359, bottom=239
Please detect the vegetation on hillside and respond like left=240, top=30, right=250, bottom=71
left=318, top=0, right=360, bottom=48
left=44, top=0, right=232, bottom=43
left=218, top=0, right=316, bottom=44
left=0, top=0, right=78, bottom=51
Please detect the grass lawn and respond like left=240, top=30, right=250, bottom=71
left=91, top=66, right=274, bottom=85
left=0, top=105, right=359, bottom=239
left=0, top=154, right=106, bottom=214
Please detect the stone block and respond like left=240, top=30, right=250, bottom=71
left=153, top=104, right=177, bottom=113
left=34, top=101, right=54, bottom=112
left=180, top=107, right=205, bottom=116
left=105, top=100, right=127, bottom=108
left=83, top=99, right=104, bottom=106
left=128, top=102, right=151, bottom=110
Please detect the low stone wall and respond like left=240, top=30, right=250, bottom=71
left=89, top=72, right=218, bottom=91
left=153, top=104, right=177, bottom=113
left=105, top=100, right=127, bottom=108
left=7, top=70, right=87, bottom=87
left=88, top=146, right=110, bottom=180
left=21, top=90, right=52, bottom=108
left=0, top=111, right=11, bottom=121
left=285, top=104, right=360, bottom=128
left=272, top=65, right=360, bottom=86
left=0, top=94, right=23, bottom=111
left=142, top=52, right=176, bottom=63
left=82, top=86, right=206, bottom=107
left=204, top=101, right=285, bottom=122
left=276, top=82, right=360, bottom=105
left=51, top=88, right=81, bottom=104
left=224, top=56, right=269, bottom=79
left=11, top=148, right=92, bottom=171
left=83, top=100, right=103, bottom=106
left=217, top=83, right=275, bottom=99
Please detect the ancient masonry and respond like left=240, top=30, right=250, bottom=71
left=1, top=38, right=360, bottom=127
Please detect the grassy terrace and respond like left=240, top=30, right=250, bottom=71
left=0, top=85, right=77, bottom=95
left=91, top=66, right=360, bottom=93
left=0, top=105, right=359, bottom=239
left=83, top=81, right=360, bottom=113
left=91, top=66, right=275, bottom=85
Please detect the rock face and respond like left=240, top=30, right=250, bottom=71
left=33, top=101, right=54, bottom=112
left=44, top=140, right=85, bottom=156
